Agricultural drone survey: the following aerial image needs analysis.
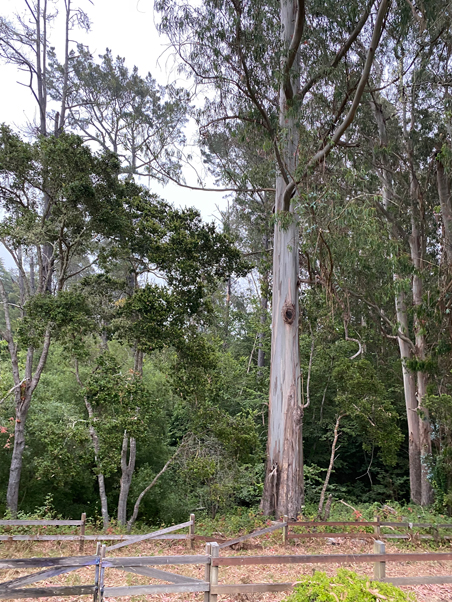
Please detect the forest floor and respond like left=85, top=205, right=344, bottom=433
left=1, top=535, right=452, bottom=601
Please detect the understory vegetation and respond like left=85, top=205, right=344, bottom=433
left=285, top=570, right=415, bottom=602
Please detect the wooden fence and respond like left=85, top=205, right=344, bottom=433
left=0, top=514, right=201, bottom=551
left=4, top=515, right=452, bottom=599
left=4, top=513, right=452, bottom=551
left=283, top=517, right=452, bottom=543
left=0, top=516, right=87, bottom=552
left=3, top=538, right=452, bottom=599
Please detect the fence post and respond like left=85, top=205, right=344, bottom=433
left=373, top=539, right=385, bottom=580
left=204, top=542, right=211, bottom=602
left=373, top=513, right=380, bottom=539
left=189, top=513, right=195, bottom=550
left=209, top=542, right=219, bottom=602
left=79, top=513, right=86, bottom=553
left=283, top=515, right=289, bottom=546
left=93, top=542, right=101, bottom=602
left=99, top=544, right=106, bottom=602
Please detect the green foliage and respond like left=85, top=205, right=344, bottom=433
left=18, top=291, right=94, bottom=357
left=333, top=359, right=403, bottom=466
left=424, top=394, right=452, bottom=512
left=85, top=352, right=163, bottom=475
left=285, top=570, right=415, bottom=602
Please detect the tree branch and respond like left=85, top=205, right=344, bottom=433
left=282, top=0, right=305, bottom=100
left=283, top=0, right=390, bottom=210
left=126, top=442, right=186, bottom=531
left=296, top=0, right=376, bottom=103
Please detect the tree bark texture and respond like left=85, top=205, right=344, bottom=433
left=262, top=0, right=302, bottom=519
left=258, top=235, right=270, bottom=370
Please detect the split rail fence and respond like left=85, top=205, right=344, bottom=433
left=3, top=517, right=452, bottom=599
left=3, top=513, right=452, bottom=550
left=283, top=517, right=452, bottom=543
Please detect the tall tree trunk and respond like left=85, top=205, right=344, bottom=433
left=1, top=274, right=51, bottom=514
left=395, top=284, right=422, bottom=504
left=372, top=97, right=424, bottom=505
left=224, top=278, right=231, bottom=347
left=29, top=254, right=36, bottom=295
left=262, top=0, right=302, bottom=519
left=117, top=432, right=136, bottom=526
left=6, top=338, right=51, bottom=514
left=7, top=388, right=31, bottom=513
left=409, top=214, right=433, bottom=506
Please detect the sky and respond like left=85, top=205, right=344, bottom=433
left=0, top=0, right=228, bottom=268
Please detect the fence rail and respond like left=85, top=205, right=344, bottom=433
left=0, top=515, right=87, bottom=551
left=3, top=539, right=452, bottom=599
left=5, top=513, right=452, bottom=549
left=286, top=517, right=452, bottom=542
left=2, top=538, right=452, bottom=599
left=4, top=515, right=452, bottom=598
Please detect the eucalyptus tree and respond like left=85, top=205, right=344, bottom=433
left=348, top=5, right=452, bottom=504
left=155, top=0, right=389, bottom=516
left=292, top=1, right=452, bottom=505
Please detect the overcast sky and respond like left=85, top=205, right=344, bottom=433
left=1, top=0, right=228, bottom=269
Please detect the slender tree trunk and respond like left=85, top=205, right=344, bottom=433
left=29, top=254, right=36, bottom=295
left=224, top=278, right=232, bottom=347
left=6, top=388, right=31, bottom=513
left=395, top=284, right=422, bottom=504
left=372, top=96, right=425, bottom=505
left=84, top=398, right=109, bottom=529
left=127, top=445, right=183, bottom=532
left=1, top=273, right=51, bottom=514
left=117, top=432, right=136, bottom=526
left=262, top=0, right=302, bottom=519
left=409, top=215, right=433, bottom=506
left=317, top=415, right=342, bottom=520
left=6, top=339, right=51, bottom=514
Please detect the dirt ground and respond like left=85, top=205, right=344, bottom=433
left=1, top=535, right=452, bottom=601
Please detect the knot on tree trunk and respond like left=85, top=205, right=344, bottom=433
left=282, top=301, right=296, bottom=324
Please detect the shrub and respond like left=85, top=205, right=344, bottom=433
left=285, top=569, right=415, bottom=601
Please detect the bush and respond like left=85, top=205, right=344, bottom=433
left=285, top=570, right=415, bottom=601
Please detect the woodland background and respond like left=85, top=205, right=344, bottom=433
left=1, top=0, right=452, bottom=528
